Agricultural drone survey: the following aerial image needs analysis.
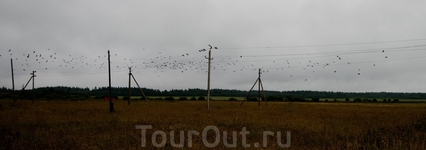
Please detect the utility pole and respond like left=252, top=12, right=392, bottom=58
left=240, top=68, right=267, bottom=106
left=207, top=47, right=211, bottom=111
left=258, top=69, right=261, bottom=106
left=11, top=59, right=15, bottom=102
left=17, top=73, right=35, bottom=101
left=128, top=67, right=132, bottom=105
left=259, top=70, right=267, bottom=106
left=126, top=66, right=150, bottom=105
left=31, top=71, right=36, bottom=103
left=108, top=50, right=114, bottom=112
left=206, top=44, right=218, bottom=111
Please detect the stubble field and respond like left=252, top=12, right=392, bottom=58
left=1, top=99, right=426, bottom=149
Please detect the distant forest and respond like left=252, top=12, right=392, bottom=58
left=1, top=86, right=426, bottom=101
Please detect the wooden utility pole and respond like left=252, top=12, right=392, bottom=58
left=17, top=73, right=34, bottom=101
left=207, top=46, right=211, bottom=111
left=11, top=59, right=15, bottom=102
left=260, top=74, right=267, bottom=106
left=240, top=68, right=267, bottom=106
left=128, top=67, right=132, bottom=105
left=258, top=69, right=261, bottom=106
left=31, top=71, right=36, bottom=103
left=206, top=44, right=217, bottom=111
left=108, top=50, right=114, bottom=112
left=126, top=66, right=150, bottom=105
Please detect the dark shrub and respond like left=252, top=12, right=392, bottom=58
left=228, top=98, right=237, bottom=101
left=164, top=97, right=175, bottom=101
left=266, top=96, right=282, bottom=101
left=247, top=97, right=258, bottom=101
left=354, top=98, right=362, bottom=102
left=178, top=97, right=188, bottom=101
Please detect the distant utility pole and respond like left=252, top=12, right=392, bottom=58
left=108, top=50, right=114, bottom=112
left=127, top=67, right=150, bottom=105
left=128, top=67, right=132, bottom=105
left=10, top=59, right=15, bottom=102
left=240, top=68, right=267, bottom=106
left=206, top=44, right=218, bottom=111
left=31, top=71, right=36, bottom=103
left=17, top=71, right=36, bottom=102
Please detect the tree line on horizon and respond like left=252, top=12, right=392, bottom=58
left=1, top=86, right=426, bottom=101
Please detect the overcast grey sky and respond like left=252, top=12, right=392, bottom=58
left=1, top=0, right=426, bottom=92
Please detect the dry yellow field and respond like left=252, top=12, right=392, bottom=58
left=1, top=100, right=426, bottom=149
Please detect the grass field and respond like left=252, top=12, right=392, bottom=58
left=122, top=96, right=247, bottom=101
left=1, top=99, right=426, bottom=149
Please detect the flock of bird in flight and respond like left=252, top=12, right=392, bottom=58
left=0, top=43, right=422, bottom=84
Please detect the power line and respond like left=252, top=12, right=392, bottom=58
left=219, top=38, right=426, bottom=50
left=2, top=39, right=426, bottom=82
left=215, top=44, right=426, bottom=58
